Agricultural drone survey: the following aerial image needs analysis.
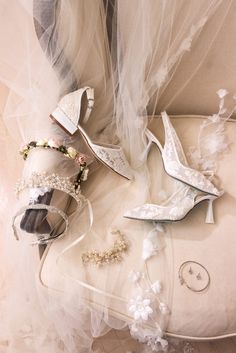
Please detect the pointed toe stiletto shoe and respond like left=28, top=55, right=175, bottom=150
left=145, top=111, right=221, bottom=197
left=50, top=87, right=133, bottom=180
left=124, top=185, right=223, bottom=223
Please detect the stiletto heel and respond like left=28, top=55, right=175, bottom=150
left=205, top=196, right=217, bottom=224
left=124, top=186, right=223, bottom=223
left=145, top=112, right=221, bottom=197
left=50, top=87, right=133, bottom=180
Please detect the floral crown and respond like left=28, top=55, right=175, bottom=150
left=20, top=138, right=86, bottom=166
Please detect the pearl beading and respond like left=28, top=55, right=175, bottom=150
left=15, top=172, right=85, bottom=207
left=81, top=229, right=129, bottom=266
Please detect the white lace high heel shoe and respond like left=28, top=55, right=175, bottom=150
left=145, top=112, right=221, bottom=196
left=50, top=87, right=133, bottom=180
left=124, top=185, right=223, bottom=223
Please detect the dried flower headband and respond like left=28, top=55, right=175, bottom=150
left=20, top=138, right=87, bottom=166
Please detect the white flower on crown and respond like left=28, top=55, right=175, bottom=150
left=204, top=133, right=228, bottom=155
left=81, top=168, right=89, bottom=181
left=36, top=138, right=47, bottom=147
left=128, top=295, right=153, bottom=321
left=47, top=138, right=60, bottom=148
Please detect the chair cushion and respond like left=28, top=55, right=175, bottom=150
left=40, top=116, right=236, bottom=340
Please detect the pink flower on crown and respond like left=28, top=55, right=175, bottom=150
left=75, top=154, right=86, bottom=165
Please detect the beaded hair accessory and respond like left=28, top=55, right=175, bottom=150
left=15, top=172, right=86, bottom=206
left=20, top=138, right=87, bottom=166
left=81, top=229, right=129, bottom=266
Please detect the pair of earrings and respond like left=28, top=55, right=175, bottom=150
left=188, top=267, right=201, bottom=280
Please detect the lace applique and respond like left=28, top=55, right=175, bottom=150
left=125, top=186, right=199, bottom=222
left=161, top=112, right=219, bottom=196
left=153, top=17, right=208, bottom=90
left=142, top=226, right=165, bottom=260
left=127, top=223, right=170, bottom=352
left=188, top=89, right=236, bottom=174
left=127, top=267, right=170, bottom=352
left=92, top=144, right=133, bottom=179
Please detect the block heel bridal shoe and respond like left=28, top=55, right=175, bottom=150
left=50, top=86, right=133, bottom=180
left=124, top=112, right=223, bottom=223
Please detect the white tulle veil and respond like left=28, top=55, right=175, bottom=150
left=0, top=0, right=235, bottom=352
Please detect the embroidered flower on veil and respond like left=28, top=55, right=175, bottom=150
left=151, top=280, right=162, bottom=294
left=142, top=225, right=165, bottom=260
left=187, top=89, right=236, bottom=172
left=128, top=270, right=142, bottom=283
left=128, top=295, right=153, bottom=321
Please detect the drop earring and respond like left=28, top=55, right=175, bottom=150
left=196, top=273, right=201, bottom=280
left=189, top=267, right=193, bottom=275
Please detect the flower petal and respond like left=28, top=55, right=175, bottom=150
left=134, top=311, right=141, bottom=321
left=141, top=311, right=149, bottom=321
left=151, top=280, right=162, bottom=294
left=128, top=305, right=136, bottom=313
left=143, top=299, right=151, bottom=306
left=146, top=306, right=153, bottom=314
left=217, top=89, right=228, bottom=98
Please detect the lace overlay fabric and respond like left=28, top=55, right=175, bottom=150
left=161, top=113, right=220, bottom=196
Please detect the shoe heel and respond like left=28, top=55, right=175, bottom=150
left=50, top=107, right=78, bottom=135
left=205, top=196, right=216, bottom=224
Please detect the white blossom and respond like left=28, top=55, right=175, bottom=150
left=36, top=138, right=47, bottom=147
left=142, top=229, right=163, bottom=260
left=129, top=296, right=153, bottom=321
left=81, top=168, right=89, bottom=181
left=128, top=270, right=142, bottom=283
left=151, top=280, right=162, bottom=294
left=47, top=138, right=60, bottom=148
left=217, top=89, right=228, bottom=99
left=159, top=302, right=169, bottom=315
